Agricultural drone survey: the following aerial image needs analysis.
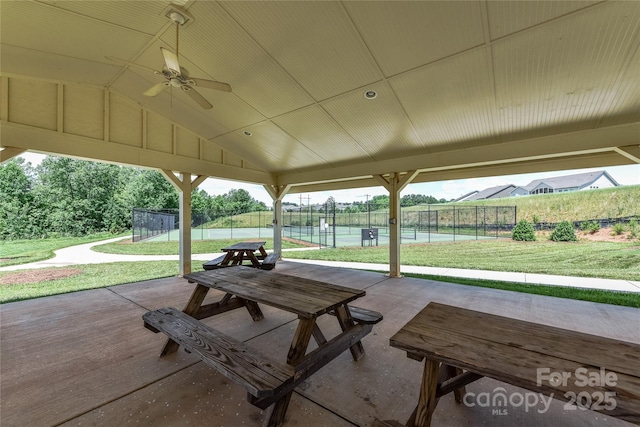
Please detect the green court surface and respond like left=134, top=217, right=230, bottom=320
left=143, top=225, right=501, bottom=247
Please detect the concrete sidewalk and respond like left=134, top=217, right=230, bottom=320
left=1, top=238, right=638, bottom=293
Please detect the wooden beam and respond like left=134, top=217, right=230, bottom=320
left=615, top=145, right=640, bottom=164
left=0, top=146, right=26, bottom=162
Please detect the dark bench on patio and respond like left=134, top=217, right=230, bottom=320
left=329, top=305, right=383, bottom=325
left=202, top=254, right=228, bottom=270
left=258, top=252, right=280, bottom=270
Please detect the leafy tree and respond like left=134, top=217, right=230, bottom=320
left=32, top=157, right=129, bottom=235
left=123, top=170, right=178, bottom=210
left=223, top=188, right=266, bottom=214
left=369, top=195, right=389, bottom=211
left=0, top=158, right=42, bottom=239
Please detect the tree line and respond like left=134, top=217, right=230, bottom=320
left=0, top=157, right=267, bottom=240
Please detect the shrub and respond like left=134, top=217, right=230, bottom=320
left=580, top=220, right=600, bottom=234
left=550, top=221, right=577, bottom=242
left=611, top=223, right=626, bottom=236
left=512, top=220, right=536, bottom=241
left=629, top=219, right=639, bottom=240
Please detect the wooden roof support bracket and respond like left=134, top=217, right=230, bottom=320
left=614, top=145, right=640, bottom=164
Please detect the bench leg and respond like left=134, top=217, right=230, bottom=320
left=161, top=284, right=209, bottom=356
left=334, top=304, right=365, bottom=361
left=407, top=358, right=440, bottom=427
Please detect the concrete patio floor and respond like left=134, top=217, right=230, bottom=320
left=1, top=261, right=638, bottom=427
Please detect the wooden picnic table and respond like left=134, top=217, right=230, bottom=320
left=150, top=266, right=382, bottom=427
left=203, top=241, right=280, bottom=270
left=219, top=241, right=269, bottom=267
left=387, top=302, right=640, bottom=427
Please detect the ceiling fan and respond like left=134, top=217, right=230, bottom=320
left=106, top=11, right=231, bottom=109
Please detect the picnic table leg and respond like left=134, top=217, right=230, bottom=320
left=239, top=297, right=265, bottom=321
left=407, top=358, right=440, bottom=427
left=334, top=304, right=365, bottom=360
left=446, top=365, right=466, bottom=403
left=263, top=317, right=316, bottom=427
left=161, top=283, right=209, bottom=356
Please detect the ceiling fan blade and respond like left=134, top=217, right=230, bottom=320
left=160, top=47, right=181, bottom=75
left=105, top=56, right=158, bottom=74
left=183, top=87, right=213, bottom=109
left=143, top=83, right=169, bottom=97
left=191, top=77, right=232, bottom=93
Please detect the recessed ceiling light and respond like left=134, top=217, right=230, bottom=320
left=243, top=131, right=252, bottom=136
left=364, top=89, right=377, bottom=99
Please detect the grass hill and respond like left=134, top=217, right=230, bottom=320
left=202, top=185, right=639, bottom=228
left=450, top=185, right=639, bottom=223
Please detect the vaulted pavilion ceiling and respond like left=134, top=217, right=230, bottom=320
left=1, top=1, right=639, bottom=194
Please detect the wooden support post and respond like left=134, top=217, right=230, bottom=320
left=264, top=184, right=291, bottom=260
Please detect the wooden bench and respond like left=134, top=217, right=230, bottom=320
left=258, top=252, right=280, bottom=270
left=389, top=302, right=640, bottom=426
left=202, top=254, right=228, bottom=270
left=328, top=305, right=383, bottom=325
left=144, top=306, right=375, bottom=426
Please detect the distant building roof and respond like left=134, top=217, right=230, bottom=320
left=523, top=171, right=619, bottom=191
left=454, top=191, right=478, bottom=202
left=463, top=184, right=516, bottom=201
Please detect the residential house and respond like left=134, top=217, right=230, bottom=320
left=513, top=171, right=620, bottom=196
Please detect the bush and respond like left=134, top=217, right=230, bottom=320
left=550, top=221, right=577, bottom=242
left=512, top=220, right=536, bottom=241
left=629, top=219, right=639, bottom=240
left=580, top=220, right=600, bottom=234
left=611, top=223, right=626, bottom=236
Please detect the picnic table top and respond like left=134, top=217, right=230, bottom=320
left=221, top=241, right=267, bottom=252
left=184, top=267, right=365, bottom=318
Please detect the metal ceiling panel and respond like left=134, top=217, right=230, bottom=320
left=1, top=0, right=637, bottom=188
left=492, top=1, right=640, bottom=139
left=1, top=45, right=119, bottom=86
left=222, top=1, right=382, bottom=101
left=177, top=1, right=316, bottom=118
left=126, top=39, right=266, bottom=133
left=345, top=1, right=485, bottom=77
left=110, top=71, right=230, bottom=141
left=272, top=105, right=370, bottom=165
left=486, top=0, right=600, bottom=40
left=35, top=0, right=171, bottom=35
left=321, top=81, right=422, bottom=160
left=0, top=1, right=151, bottom=66
left=212, top=122, right=327, bottom=173
left=390, top=48, right=496, bottom=148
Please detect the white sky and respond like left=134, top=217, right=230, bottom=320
left=15, top=152, right=640, bottom=206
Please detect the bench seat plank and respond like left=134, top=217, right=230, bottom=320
left=328, top=306, right=383, bottom=324
left=390, top=303, right=640, bottom=424
left=259, top=252, right=280, bottom=270
left=202, top=255, right=229, bottom=270
left=143, top=307, right=294, bottom=399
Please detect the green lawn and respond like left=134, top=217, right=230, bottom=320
left=0, top=261, right=198, bottom=304
left=2, top=235, right=638, bottom=305
left=92, top=237, right=306, bottom=255
left=282, top=240, right=640, bottom=281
